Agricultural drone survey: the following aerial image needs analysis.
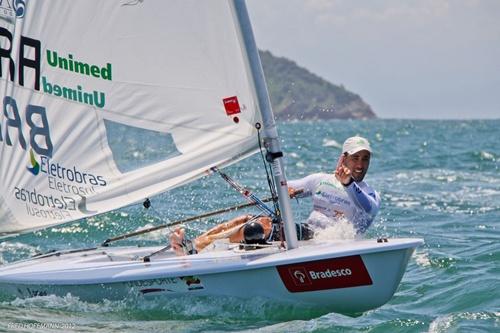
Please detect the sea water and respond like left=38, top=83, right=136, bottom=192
left=0, top=119, right=498, bottom=332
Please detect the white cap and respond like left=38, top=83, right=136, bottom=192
left=342, top=136, right=372, bottom=155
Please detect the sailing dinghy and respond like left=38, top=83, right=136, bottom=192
left=0, top=0, right=423, bottom=315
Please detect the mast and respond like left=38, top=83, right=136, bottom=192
left=232, top=0, right=299, bottom=249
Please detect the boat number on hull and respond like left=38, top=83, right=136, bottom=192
left=127, top=276, right=204, bottom=295
left=16, top=287, right=48, bottom=298
left=277, top=255, right=372, bottom=292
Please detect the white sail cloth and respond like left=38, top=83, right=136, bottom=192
left=0, top=0, right=262, bottom=234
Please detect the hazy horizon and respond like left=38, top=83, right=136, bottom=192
left=247, top=0, right=499, bottom=120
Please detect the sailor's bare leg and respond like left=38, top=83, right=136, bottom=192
left=195, top=215, right=254, bottom=251
left=169, top=215, right=251, bottom=254
left=200, top=215, right=253, bottom=238
left=198, top=216, right=273, bottom=249
left=169, top=215, right=273, bottom=255
left=227, top=216, right=272, bottom=243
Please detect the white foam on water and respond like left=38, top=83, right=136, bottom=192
left=0, top=241, right=38, bottom=253
left=395, top=172, right=409, bottom=179
left=435, top=174, right=457, bottom=183
left=49, top=225, right=88, bottom=234
left=393, top=168, right=500, bottom=186
left=87, top=215, right=119, bottom=229
left=428, top=314, right=454, bottom=333
left=3, top=291, right=326, bottom=322
left=132, top=150, right=144, bottom=159
left=296, top=161, right=305, bottom=168
left=322, top=138, right=342, bottom=149
left=479, top=151, right=495, bottom=161
left=6, top=293, right=128, bottom=313
left=395, top=201, right=420, bottom=208
left=414, top=250, right=431, bottom=267
left=0, top=242, right=40, bottom=263
left=133, top=294, right=324, bottom=321
left=428, top=312, right=499, bottom=333
left=134, top=223, right=166, bottom=242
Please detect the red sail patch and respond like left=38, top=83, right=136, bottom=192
left=223, top=96, right=241, bottom=116
left=277, top=255, right=372, bottom=292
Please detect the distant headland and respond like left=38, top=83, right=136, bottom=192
left=260, top=50, right=376, bottom=120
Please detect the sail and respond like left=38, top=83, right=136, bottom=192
left=0, top=0, right=263, bottom=234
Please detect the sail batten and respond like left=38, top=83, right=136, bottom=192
left=0, top=0, right=262, bottom=234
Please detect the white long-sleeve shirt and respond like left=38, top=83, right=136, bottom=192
left=288, top=173, right=380, bottom=233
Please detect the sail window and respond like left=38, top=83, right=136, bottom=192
left=103, top=120, right=180, bottom=173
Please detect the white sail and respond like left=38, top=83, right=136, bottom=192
left=0, top=0, right=263, bottom=234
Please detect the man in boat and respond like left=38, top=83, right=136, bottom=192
left=287, top=135, right=380, bottom=234
left=170, top=136, right=380, bottom=255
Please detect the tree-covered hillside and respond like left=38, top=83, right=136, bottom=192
left=260, top=50, right=376, bottom=120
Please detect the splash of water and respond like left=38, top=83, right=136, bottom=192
left=314, top=218, right=357, bottom=241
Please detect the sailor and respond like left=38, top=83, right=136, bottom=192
left=170, top=215, right=271, bottom=255
left=288, top=136, right=380, bottom=234
left=170, top=136, right=380, bottom=255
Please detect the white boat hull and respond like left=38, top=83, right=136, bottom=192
left=0, top=238, right=423, bottom=315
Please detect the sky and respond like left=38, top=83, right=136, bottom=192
left=247, top=0, right=500, bottom=119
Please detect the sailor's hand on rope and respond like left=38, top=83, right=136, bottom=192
left=288, top=187, right=304, bottom=198
left=170, top=228, right=198, bottom=255
left=169, top=228, right=187, bottom=256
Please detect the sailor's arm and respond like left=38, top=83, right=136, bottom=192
left=288, top=174, right=323, bottom=198
left=334, top=163, right=380, bottom=217
left=343, top=182, right=380, bottom=217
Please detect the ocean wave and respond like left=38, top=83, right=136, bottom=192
left=391, top=169, right=500, bottom=185
left=132, top=223, right=167, bottom=242
left=428, top=311, right=499, bottom=333
left=2, top=293, right=329, bottom=322
left=6, top=293, right=128, bottom=313
left=478, top=151, right=496, bottom=161
left=322, top=138, right=342, bottom=149
left=0, top=242, right=40, bottom=264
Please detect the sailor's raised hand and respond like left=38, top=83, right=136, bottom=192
left=335, top=163, right=352, bottom=186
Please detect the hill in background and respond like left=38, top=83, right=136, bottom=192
left=260, top=50, right=376, bottom=120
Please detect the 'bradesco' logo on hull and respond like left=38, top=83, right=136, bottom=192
left=276, top=255, right=373, bottom=292
left=27, top=150, right=107, bottom=187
